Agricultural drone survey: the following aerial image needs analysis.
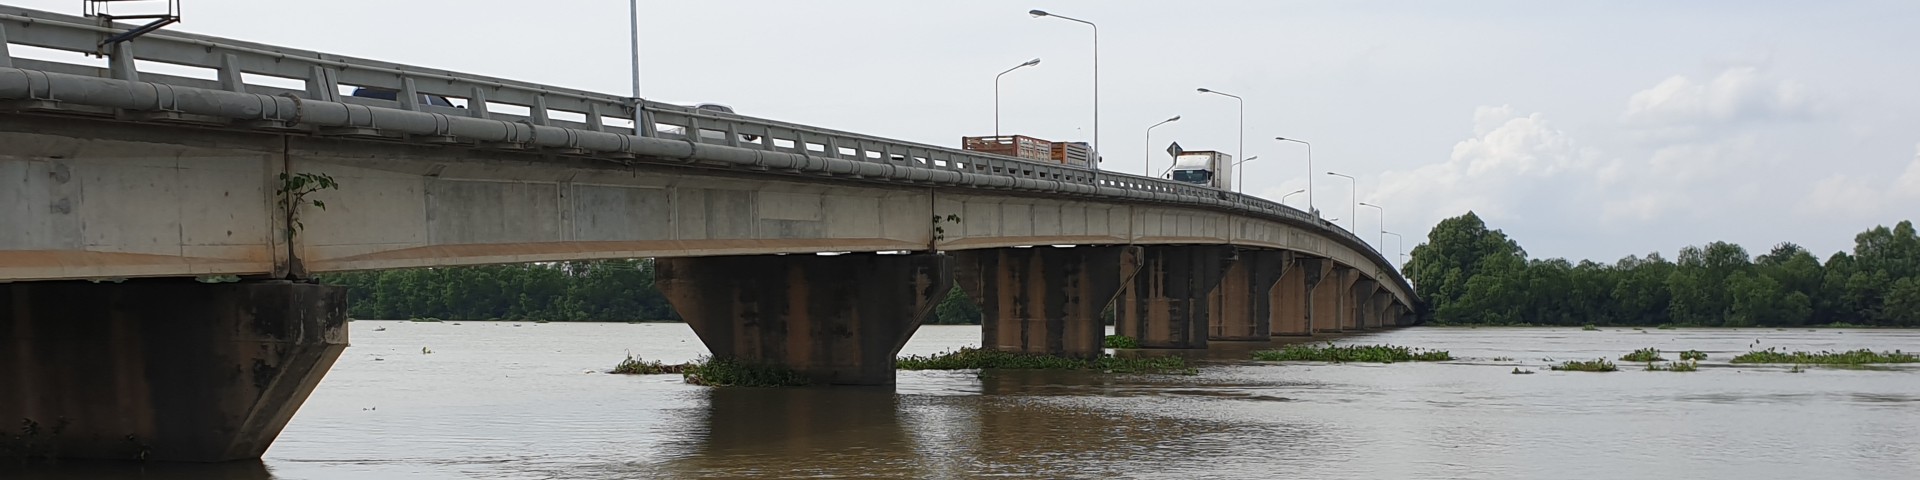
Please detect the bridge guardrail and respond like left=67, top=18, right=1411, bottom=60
left=0, top=5, right=1411, bottom=301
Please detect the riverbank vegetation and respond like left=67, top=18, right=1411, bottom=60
left=1251, top=343, right=1452, bottom=363
left=1412, top=213, right=1920, bottom=327
left=611, top=354, right=686, bottom=375
left=1620, top=348, right=1665, bottom=362
left=1550, top=359, right=1618, bottom=372
left=895, top=348, right=1195, bottom=374
left=1729, top=348, right=1919, bottom=365
left=1104, top=335, right=1140, bottom=349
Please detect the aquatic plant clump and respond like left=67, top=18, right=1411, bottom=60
left=682, top=356, right=811, bottom=387
left=1679, top=350, right=1708, bottom=361
left=1104, top=335, right=1141, bottom=349
left=896, top=348, right=1195, bottom=374
left=1581, top=324, right=1600, bottom=331
left=1550, top=359, right=1618, bottom=372
left=1729, top=348, right=1919, bottom=365
left=1620, top=348, right=1665, bottom=362
left=1250, top=343, right=1453, bottom=363
left=1644, top=361, right=1698, bottom=372
left=610, top=354, right=687, bottom=375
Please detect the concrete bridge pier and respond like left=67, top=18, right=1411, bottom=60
left=1348, top=278, right=1378, bottom=330
left=953, top=246, right=1133, bottom=359
left=1271, top=257, right=1319, bottom=336
left=1209, top=250, right=1289, bottom=341
left=1311, top=265, right=1354, bottom=334
left=1114, top=245, right=1233, bottom=349
left=0, top=280, right=347, bottom=462
left=656, top=253, right=951, bottom=386
left=1368, top=289, right=1393, bottom=329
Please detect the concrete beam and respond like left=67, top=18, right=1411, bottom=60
left=0, top=280, right=347, bottom=462
left=1209, top=249, right=1288, bottom=341
left=954, top=246, right=1133, bottom=359
left=1114, top=245, right=1233, bottom=349
left=656, top=253, right=950, bottom=386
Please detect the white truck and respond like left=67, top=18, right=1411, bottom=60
left=1169, top=150, right=1234, bottom=189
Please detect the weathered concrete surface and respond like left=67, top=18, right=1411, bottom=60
left=0, top=280, right=347, bottom=462
left=1348, top=278, right=1378, bottom=330
left=1311, top=265, right=1352, bottom=334
left=1368, top=290, right=1392, bottom=329
left=1115, top=246, right=1233, bottom=349
left=954, top=246, right=1133, bottom=359
left=1209, top=250, right=1288, bottom=341
left=1270, top=256, right=1315, bottom=336
left=656, top=253, right=950, bottom=385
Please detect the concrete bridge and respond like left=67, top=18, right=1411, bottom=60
left=0, top=6, right=1416, bottom=462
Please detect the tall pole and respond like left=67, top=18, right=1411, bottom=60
left=1276, top=137, right=1313, bottom=217
left=1030, top=10, right=1097, bottom=177
left=629, top=0, right=640, bottom=99
left=1198, top=88, right=1244, bottom=192
left=1145, top=115, right=1180, bottom=176
left=1360, top=202, right=1385, bottom=251
left=1382, top=230, right=1405, bottom=270
left=995, top=58, right=1041, bottom=137
left=1281, top=189, right=1306, bottom=205
left=1327, top=171, right=1355, bottom=233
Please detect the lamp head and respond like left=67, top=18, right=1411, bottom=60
left=1197, top=88, right=1211, bottom=93
left=1022, top=58, right=1042, bottom=67
left=1167, top=115, right=1182, bottom=122
left=1029, top=9, right=1049, bottom=17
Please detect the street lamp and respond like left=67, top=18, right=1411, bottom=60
left=1030, top=9, right=1099, bottom=175
left=629, top=0, right=640, bottom=99
left=1145, top=115, right=1180, bottom=176
left=1281, top=188, right=1306, bottom=206
left=995, top=58, right=1042, bottom=137
left=1327, top=171, right=1356, bottom=233
left=1359, top=202, right=1385, bottom=251
left=1275, top=137, right=1313, bottom=217
left=1382, top=230, right=1406, bottom=270
left=1198, top=88, right=1245, bottom=194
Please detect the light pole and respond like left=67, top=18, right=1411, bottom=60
left=1281, top=188, right=1306, bottom=206
left=1382, top=230, right=1406, bottom=269
left=1232, top=156, right=1259, bottom=193
left=1198, top=88, right=1245, bottom=194
left=995, top=58, right=1042, bottom=137
left=630, top=0, right=645, bottom=100
left=1275, top=137, right=1313, bottom=217
left=1145, top=115, right=1179, bottom=176
left=1327, top=171, right=1356, bottom=233
left=1030, top=9, right=1098, bottom=175
left=1359, top=202, right=1385, bottom=251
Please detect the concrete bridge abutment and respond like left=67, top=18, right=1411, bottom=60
left=656, top=253, right=950, bottom=386
left=1208, top=250, right=1288, bottom=341
left=953, top=246, right=1133, bottom=359
left=1114, top=245, right=1233, bottom=349
left=0, top=280, right=347, bottom=462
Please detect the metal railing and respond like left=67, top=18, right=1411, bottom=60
left=0, top=4, right=1412, bottom=301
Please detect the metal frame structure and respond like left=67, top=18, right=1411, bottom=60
left=0, top=5, right=1413, bottom=300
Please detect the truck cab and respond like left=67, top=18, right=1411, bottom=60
left=1169, top=150, right=1233, bottom=189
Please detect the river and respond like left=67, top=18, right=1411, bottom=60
left=9, top=322, right=1920, bottom=479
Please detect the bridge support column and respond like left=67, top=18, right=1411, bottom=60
left=1348, top=278, right=1377, bottom=330
left=0, top=280, right=347, bottom=462
left=1311, top=265, right=1353, bottom=333
left=1271, top=257, right=1319, bottom=336
left=1115, top=245, right=1233, bottom=349
left=1368, top=290, right=1392, bottom=329
left=954, top=246, right=1131, bottom=359
left=1209, top=250, right=1288, bottom=341
left=657, top=253, right=950, bottom=386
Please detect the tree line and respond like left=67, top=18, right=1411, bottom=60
left=320, top=259, right=987, bottom=324
left=1409, top=212, right=1920, bottom=327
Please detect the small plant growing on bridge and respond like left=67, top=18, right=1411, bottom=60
left=1620, top=348, right=1664, bottom=362
left=277, top=172, right=339, bottom=239
left=1550, top=358, right=1617, bottom=372
left=1679, top=350, right=1708, bottom=361
left=1251, top=343, right=1452, bottom=363
left=1104, top=335, right=1140, bottom=349
left=930, top=213, right=963, bottom=241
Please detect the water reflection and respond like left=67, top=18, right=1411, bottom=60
left=656, top=387, right=923, bottom=478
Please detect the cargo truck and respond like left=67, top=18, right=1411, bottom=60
left=1169, top=150, right=1233, bottom=189
left=961, top=135, right=1094, bottom=168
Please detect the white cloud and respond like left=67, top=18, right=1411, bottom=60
left=1375, top=106, right=1597, bottom=225
left=1793, top=144, right=1920, bottom=219
left=1896, top=144, right=1920, bottom=198
left=1623, top=67, right=1812, bottom=129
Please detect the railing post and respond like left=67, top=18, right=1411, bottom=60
left=1, top=24, right=14, bottom=68
left=217, top=54, right=244, bottom=92
left=305, top=66, right=339, bottom=102
left=108, top=41, right=137, bottom=82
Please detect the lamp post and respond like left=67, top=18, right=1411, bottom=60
left=1197, top=88, right=1245, bottom=194
left=995, top=58, right=1042, bottom=137
left=1145, top=115, right=1180, bottom=176
left=629, top=0, right=640, bottom=99
left=1281, top=188, right=1306, bottom=206
left=1275, top=137, right=1313, bottom=217
left=1030, top=9, right=1098, bottom=175
left=1359, top=202, right=1385, bottom=251
left=1382, top=230, right=1406, bottom=269
left=1232, top=155, right=1258, bottom=194
left=1327, top=171, right=1356, bottom=233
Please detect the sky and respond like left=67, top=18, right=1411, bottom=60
left=12, top=0, right=1917, bottom=263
